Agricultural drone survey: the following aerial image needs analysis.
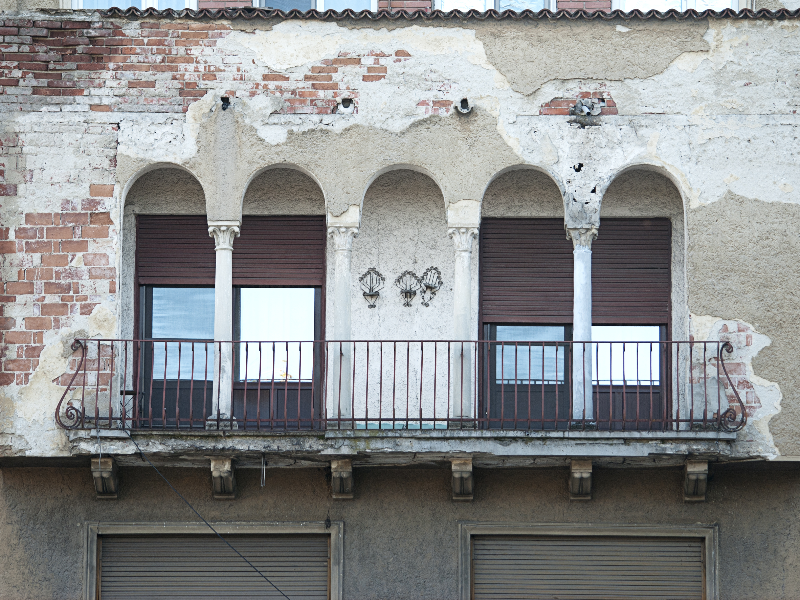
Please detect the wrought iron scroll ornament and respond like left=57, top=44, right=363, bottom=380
left=718, top=341, right=747, bottom=433
left=55, top=339, right=86, bottom=430
left=419, top=267, right=443, bottom=307
left=359, top=267, right=385, bottom=309
left=395, top=271, right=422, bottom=307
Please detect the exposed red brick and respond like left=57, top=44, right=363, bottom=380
left=24, top=316, right=51, bottom=330
left=89, top=183, right=114, bottom=197
left=6, top=281, right=33, bottom=295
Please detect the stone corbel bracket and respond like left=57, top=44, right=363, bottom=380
left=451, top=458, right=473, bottom=501
left=211, top=458, right=236, bottom=500
left=331, top=459, right=354, bottom=500
left=91, top=457, right=118, bottom=499
left=569, top=459, right=592, bottom=501
left=684, top=460, right=708, bottom=502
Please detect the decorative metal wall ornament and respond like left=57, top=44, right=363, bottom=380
left=359, top=267, right=385, bottom=309
left=395, top=271, right=422, bottom=307
left=419, top=266, right=443, bottom=307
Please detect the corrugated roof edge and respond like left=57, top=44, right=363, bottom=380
left=99, top=6, right=800, bottom=20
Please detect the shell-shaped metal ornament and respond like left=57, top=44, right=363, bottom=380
left=359, top=267, right=385, bottom=309
left=419, top=266, right=443, bottom=307
left=394, top=270, right=422, bottom=307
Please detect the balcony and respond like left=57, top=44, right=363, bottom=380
left=56, top=339, right=746, bottom=435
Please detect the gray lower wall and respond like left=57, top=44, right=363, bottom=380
left=1, top=463, right=798, bottom=599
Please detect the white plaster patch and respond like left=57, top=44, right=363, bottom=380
left=616, top=25, right=631, bottom=33
left=691, top=314, right=782, bottom=459
left=12, top=305, right=117, bottom=456
left=220, top=22, right=496, bottom=72
left=779, top=182, right=794, bottom=193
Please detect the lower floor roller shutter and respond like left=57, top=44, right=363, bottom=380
left=99, top=534, right=330, bottom=599
left=472, top=534, right=704, bottom=600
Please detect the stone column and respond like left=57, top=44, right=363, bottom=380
left=567, top=226, right=597, bottom=422
left=328, top=226, right=358, bottom=428
left=208, top=221, right=240, bottom=426
left=449, top=227, right=478, bottom=424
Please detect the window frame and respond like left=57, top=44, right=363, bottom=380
left=458, top=521, right=718, bottom=600
left=72, top=0, right=198, bottom=8
left=611, top=0, right=737, bottom=10
left=252, top=0, right=379, bottom=11
left=83, top=521, right=343, bottom=600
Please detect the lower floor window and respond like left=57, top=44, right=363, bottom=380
left=463, top=524, right=715, bottom=600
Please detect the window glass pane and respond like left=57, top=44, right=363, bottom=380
left=151, top=287, right=215, bottom=380
left=80, top=0, right=142, bottom=7
left=622, top=0, right=680, bottom=10
left=499, top=0, right=546, bottom=10
left=591, top=325, right=660, bottom=385
left=692, top=0, right=731, bottom=9
left=324, top=0, right=371, bottom=10
left=152, top=288, right=215, bottom=339
left=494, top=325, right=566, bottom=384
left=158, top=0, right=186, bottom=8
left=438, top=0, right=492, bottom=10
left=239, top=288, right=315, bottom=381
left=257, top=0, right=313, bottom=8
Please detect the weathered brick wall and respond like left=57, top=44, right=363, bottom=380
left=0, top=119, right=117, bottom=387
left=0, top=17, right=450, bottom=115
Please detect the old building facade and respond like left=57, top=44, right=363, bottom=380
left=0, top=2, right=799, bottom=599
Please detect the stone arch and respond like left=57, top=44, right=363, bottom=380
left=481, top=165, right=565, bottom=219
left=361, top=164, right=447, bottom=216
left=240, top=163, right=326, bottom=217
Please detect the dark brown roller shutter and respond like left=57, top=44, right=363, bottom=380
left=592, top=218, right=671, bottom=325
left=479, top=218, right=671, bottom=325
left=480, top=218, right=573, bottom=324
left=137, top=215, right=216, bottom=285
left=472, top=534, right=704, bottom=600
left=234, top=216, right=326, bottom=287
left=99, top=534, right=330, bottom=599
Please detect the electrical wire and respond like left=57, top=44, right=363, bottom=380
left=122, top=430, right=292, bottom=600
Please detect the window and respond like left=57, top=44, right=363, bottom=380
left=73, top=0, right=198, bottom=8
left=614, top=0, right=736, bottom=10
left=85, top=522, right=343, bottom=600
left=134, top=214, right=326, bottom=429
left=460, top=523, right=717, bottom=600
left=253, top=0, right=374, bottom=10
left=437, top=0, right=551, bottom=10
left=479, top=218, right=671, bottom=430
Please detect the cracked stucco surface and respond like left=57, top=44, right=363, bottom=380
left=1, top=15, right=799, bottom=459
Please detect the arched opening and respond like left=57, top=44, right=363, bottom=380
left=352, top=169, right=450, bottom=339
left=479, top=168, right=572, bottom=430
left=232, top=167, right=328, bottom=429
left=119, top=166, right=212, bottom=428
left=594, top=168, right=687, bottom=430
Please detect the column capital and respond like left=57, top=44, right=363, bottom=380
left=328, top=226, right=359, bottom=251
left=448, top=227, right=479, bottom=253
left=566, top=226, right=598, bottom=250
left=208, top=221, right=240, bottom=251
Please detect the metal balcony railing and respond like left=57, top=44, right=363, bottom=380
left=55, top=339, right=746, bottom=433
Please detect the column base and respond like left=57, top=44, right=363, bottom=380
left=569, top=421, right=597, bottom=431
left=205, top=415, right=238, bottom=431
left=326, top=421, right=354, bottom=430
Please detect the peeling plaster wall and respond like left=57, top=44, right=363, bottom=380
left=0, top=13, right=799, bottom=459
left=3, top=464, right=800, bottom=599
left=687, top=193, right=800, bottom=457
